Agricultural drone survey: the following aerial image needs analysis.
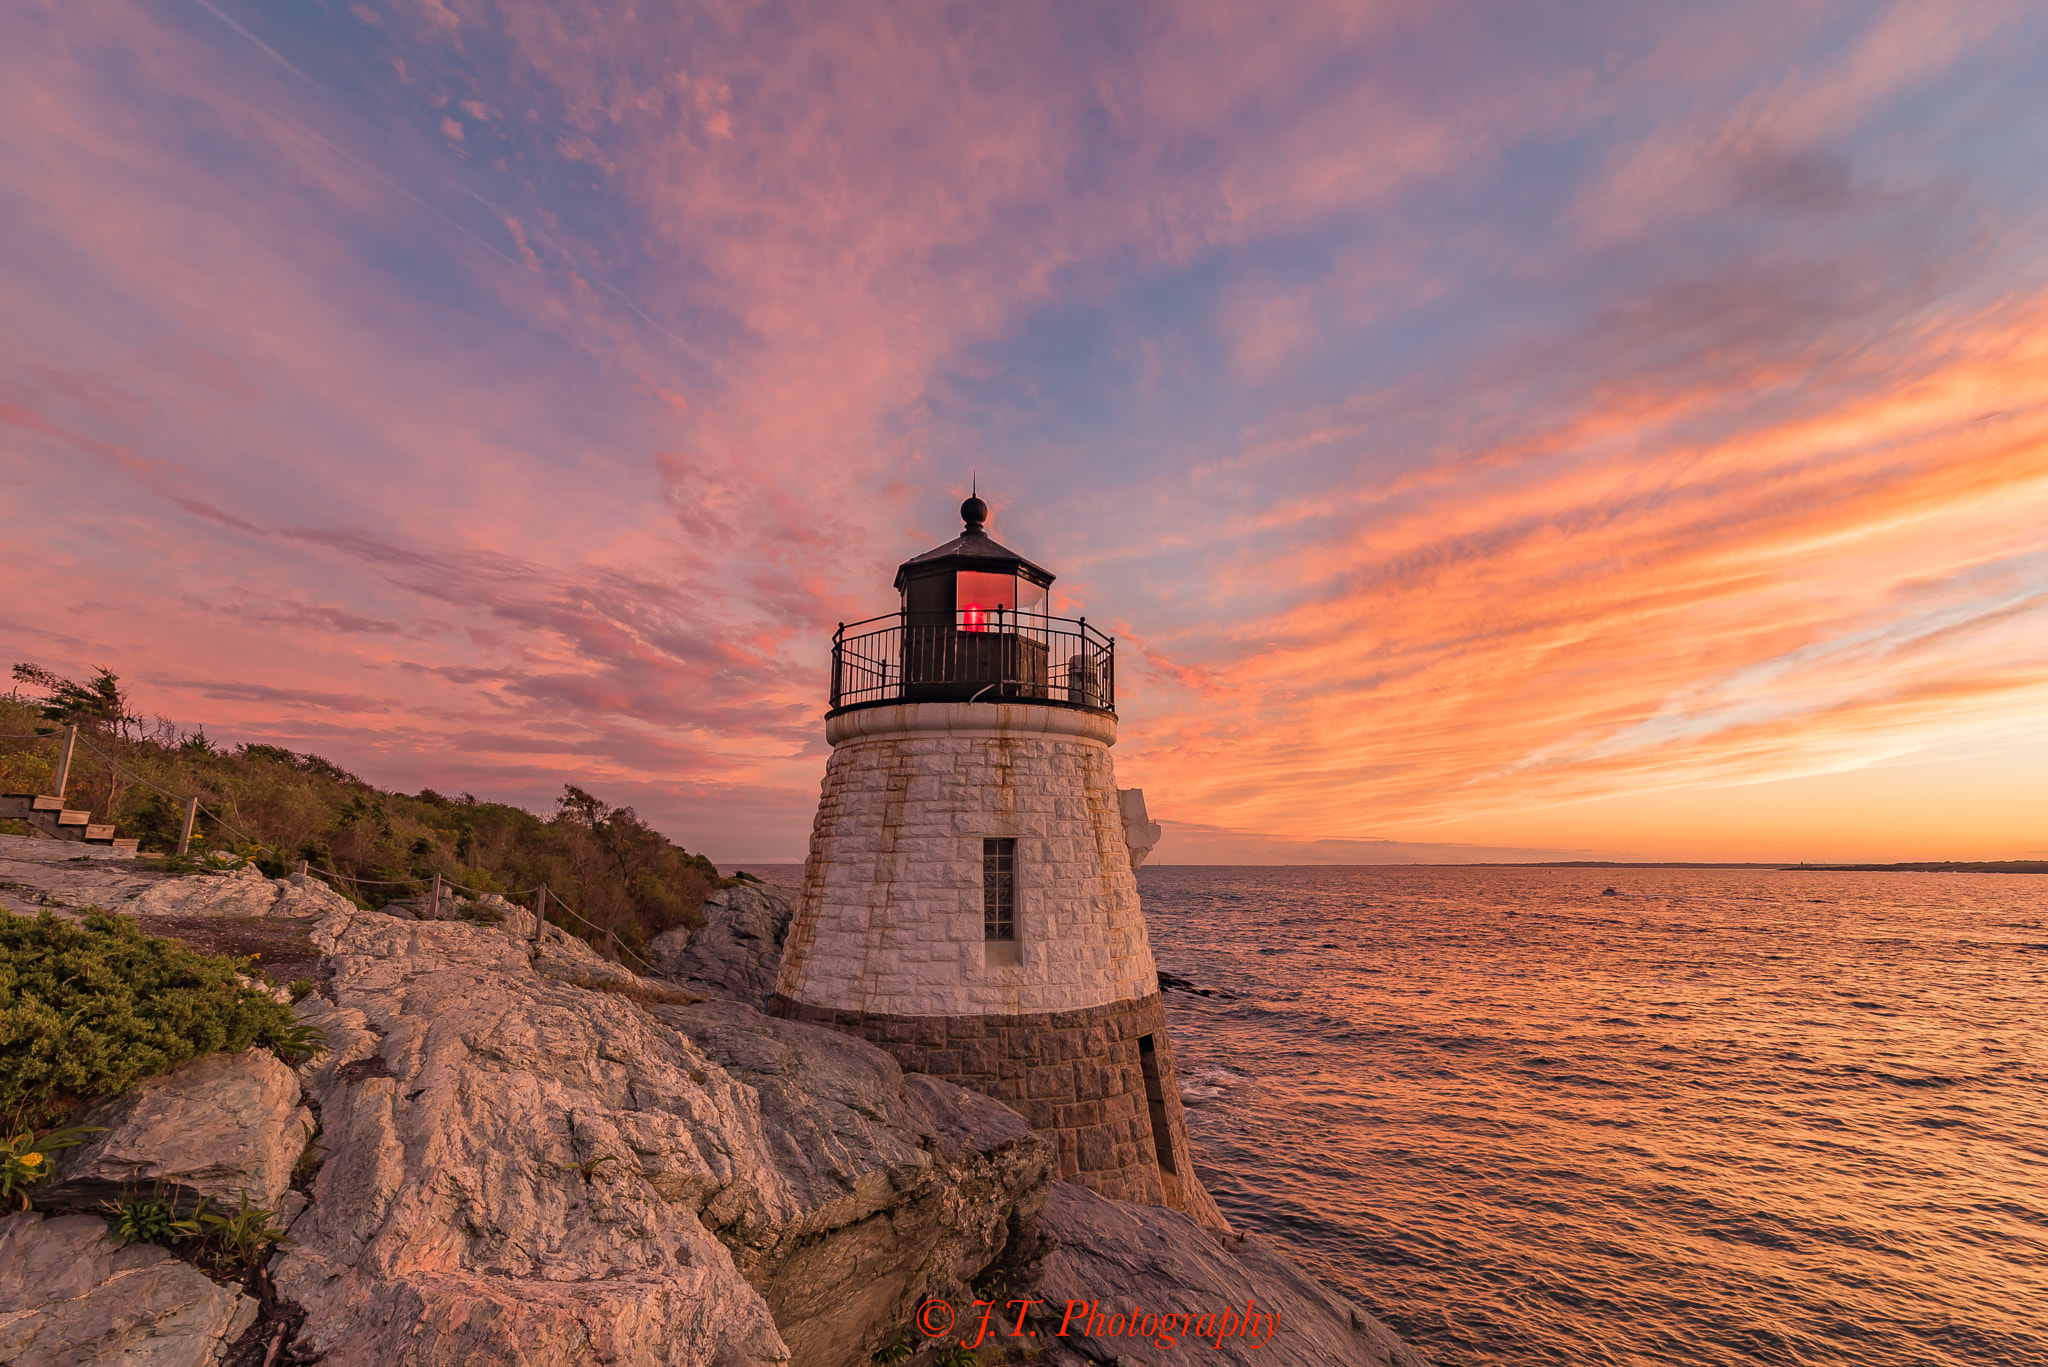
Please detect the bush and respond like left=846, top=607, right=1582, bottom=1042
left=0, top=911, right=305, bottom=1126
left=3, top=665, right=723, bottom=965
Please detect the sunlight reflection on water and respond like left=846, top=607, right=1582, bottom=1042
left=1140, top=866, right=2048, bottom=1367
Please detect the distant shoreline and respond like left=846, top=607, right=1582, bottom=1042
left=1142, top=860, right=2048, bottom=874
left=734, top=860, right=2048, bottom=876
left=1488, top=860, right=2048, bottom=873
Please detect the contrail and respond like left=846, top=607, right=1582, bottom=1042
left=186, top=0, right=320, bottom=88
left=457, top=186, right=712, bottom=358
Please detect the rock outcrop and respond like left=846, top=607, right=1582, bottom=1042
left=44, top=1048, right=312, bottom=1212
left=651, top=999, right=1051, bottom=1366
left=0, top=831, right=163, bottom=919
left=271, top=897, right=1046, bottom=1367
left=644, top=882, right=795, bottom=1008
left=0, top=849, right=1430, bottom=1367
left=0, top=1212, right=258, bottom=1366
left=1011, top=1181, right=1428, bottom=1367
left=128, top=866, right=362, bottom=921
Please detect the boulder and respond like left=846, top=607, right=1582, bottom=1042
left=272, top=909, right=788, bottom=1367
left=271, top=872, right=362, bottom=920
left=129, top=866, right=286, bottom=918
left=651, top=1000, right=1052, bottom=1366
left=644, top=882, right=796, bottom=1008
left=271, top=898, right=1044, bottom=1367
left=0, top=1211, right=258, bottom=1366
left=1005, top=1181, right=1429, bottom=1367
left=45, top=1048, right=313, bottom=1213
left=120, top=867, right=364, bottom=922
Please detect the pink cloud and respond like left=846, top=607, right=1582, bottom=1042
left=3, top=0, right=2044, bottom=864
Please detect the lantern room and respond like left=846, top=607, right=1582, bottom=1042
left=827, top=495, right=1115, bottom=714
left=894, top=495, right=1054, bottom=631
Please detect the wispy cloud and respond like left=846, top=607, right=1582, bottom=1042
left=3, top=0, right=2044, bottom=861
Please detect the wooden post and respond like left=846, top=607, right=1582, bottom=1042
left=533, top=886, right=548, bottom=942
left=176, top=796, right=199, bottom=855
left=50, top=724, right=76, bottom=801
left=429, top=871, right=442, bottom=917
left=298, top=859, right=310, bottom=876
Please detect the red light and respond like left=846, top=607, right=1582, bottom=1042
left=962, top=604, right=987, bottom=632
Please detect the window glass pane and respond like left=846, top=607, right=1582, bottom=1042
left=982, top=837, right=1016, bottom=941
left=957, top=572, right=1016, bottom=632
left=1016, top=578, right=1047, bottom=614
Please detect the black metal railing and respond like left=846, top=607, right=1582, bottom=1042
left=830, top=610, right=1115, bottom=713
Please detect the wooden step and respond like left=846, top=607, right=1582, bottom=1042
left=84, top=824, right=117, bottom=841
left=55, top=809, right=91, bottom=827
left=31, top=795, right=64, bottom=812
left=110, top=838, right=141, bottom=855
left=26, top=810, right=87, bottom=841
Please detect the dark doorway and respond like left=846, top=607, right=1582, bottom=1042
left=1137, top=1034, right=1178, bottom=1175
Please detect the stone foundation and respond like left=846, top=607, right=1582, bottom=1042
left=770, top=991, right=1225, bottom=1228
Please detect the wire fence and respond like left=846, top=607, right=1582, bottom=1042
left=3, top=724, right=658, bottom=975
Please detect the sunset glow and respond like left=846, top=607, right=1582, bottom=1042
left=4, top=1, right=2045, bottom=862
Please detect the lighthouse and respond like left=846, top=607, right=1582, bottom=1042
left=771, top=494, right=1226, bottom=1228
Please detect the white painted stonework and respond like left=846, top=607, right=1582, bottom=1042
left=779, top=701, right=1158, bottom=1018
left=1117, top=789, right=1163, bottom=872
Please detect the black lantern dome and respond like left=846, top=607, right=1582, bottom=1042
left=894, top=499, right=1055, bottom=626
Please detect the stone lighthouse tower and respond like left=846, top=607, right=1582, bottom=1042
left=771, top=495, right=1225, bottom=1228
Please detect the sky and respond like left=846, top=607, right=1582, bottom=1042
left=4, top=0, right=2046, bottom=865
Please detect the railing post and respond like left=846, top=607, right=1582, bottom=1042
left=176, top=796, right=199, bottom=855
left=430, top=871, right=442, bottom=917
left=533, top=886, right=547, bottom=942
left=50, top=724, right=76, bottom=801
left=298, top=859, right=310, bottom=876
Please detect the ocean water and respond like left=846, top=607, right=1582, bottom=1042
left=1139, top=865, right=2048, bottom=1367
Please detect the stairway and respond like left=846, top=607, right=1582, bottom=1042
left=0, top=793, right=141, bottom=855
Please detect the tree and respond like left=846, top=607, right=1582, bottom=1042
left=10, top=664, right=140, bottom=736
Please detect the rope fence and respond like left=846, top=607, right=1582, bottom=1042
left=4, top=724, right=658, bottom=975
left=1, top=725, right=260, bottom=847
left=296, top=864, right=658, bottom=974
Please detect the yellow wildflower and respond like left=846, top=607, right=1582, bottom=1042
left=19, top=1153, right=42, bottom=1167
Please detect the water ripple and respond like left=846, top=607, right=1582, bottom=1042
left=1144, top=865, right=2048, bottom=1367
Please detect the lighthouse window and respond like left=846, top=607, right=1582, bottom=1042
left=958, top=572, right=1018, bottom=632
left=982, top=838, right=1016, bottom=940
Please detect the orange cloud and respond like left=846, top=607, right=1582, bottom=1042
left=3, top=0, right=2043, bottom=862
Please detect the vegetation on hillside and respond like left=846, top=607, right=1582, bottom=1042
left=3, top=664, right=722, bottom=959
left=0, top=911, right=313, bottom=1133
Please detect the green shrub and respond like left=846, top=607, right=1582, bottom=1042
left=4, top=665, right=723, bottom=965
left=0, top=911, right=305, bottom=1125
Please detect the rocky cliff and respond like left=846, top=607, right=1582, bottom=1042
left=0, top=838, right=1425, bottom=1367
